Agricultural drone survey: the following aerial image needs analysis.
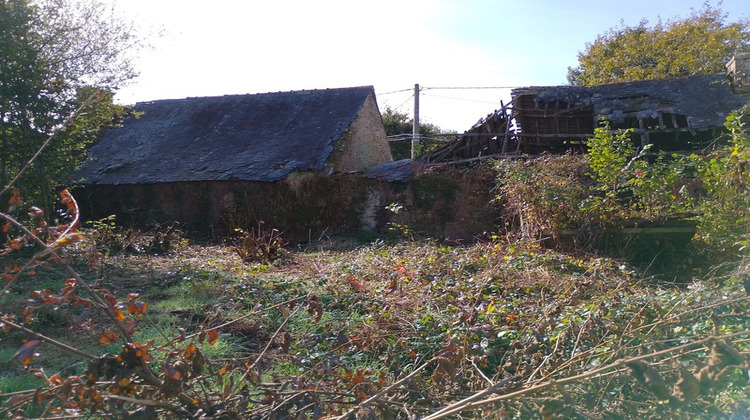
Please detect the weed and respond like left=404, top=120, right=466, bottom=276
left=232, top=221, right=286, bottom=263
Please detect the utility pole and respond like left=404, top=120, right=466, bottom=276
left=411, top=83, right=420, bottom=159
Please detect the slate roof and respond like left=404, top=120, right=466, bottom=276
left=76, top=86, right=376, bottom=185
left=512, top=74, right=749, bottom=131
left=364, top=159, right=414, bottom=183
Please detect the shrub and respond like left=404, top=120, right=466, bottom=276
left=494, top=121, right=702, bottom=255
left=233, top=221, right=285, bottom=263
left=696, top=113, right=750, bottom=253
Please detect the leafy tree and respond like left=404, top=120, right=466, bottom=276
left=381, top=106, right=449, bottom=160
left=0, top=0, right=141, bottom=210
left=567, top=3, right=750, bottom=86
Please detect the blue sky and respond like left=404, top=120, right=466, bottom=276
left=110, top=0, right=750, bottom=132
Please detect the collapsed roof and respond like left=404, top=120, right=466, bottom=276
left=421, top=71, right=750, bottom=164
left=512, top=74, right=750, bottom=152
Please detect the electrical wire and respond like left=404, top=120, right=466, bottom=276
left=388, top=93, right=415, bottom=113
left=377, top=88, right=414, bottom=95
left=422, top=86, right=521, bottom=90
left=421, top=92, right=502, bottom=105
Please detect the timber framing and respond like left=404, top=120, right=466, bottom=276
left=420, top=73, right=750, bottom=163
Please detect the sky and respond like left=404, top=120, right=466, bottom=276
left=107, top=0, right=750, bottom=132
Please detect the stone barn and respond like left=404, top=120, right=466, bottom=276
left=74, top=86, right=393, bottom=237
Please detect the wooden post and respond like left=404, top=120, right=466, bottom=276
left=412, top=84, right=420, bottom=159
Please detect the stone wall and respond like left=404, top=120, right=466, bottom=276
left=330, top=93, right=393, bottom=173
left=75, top=164, right=501, bottom=242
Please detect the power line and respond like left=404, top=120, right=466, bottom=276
left=421, top=92, right=502, bottom=105
left=378, top=88, right=413, bottom=95
left=389, top=93, right=415, bottom=113
left=422, top=86, right=521, bottom=90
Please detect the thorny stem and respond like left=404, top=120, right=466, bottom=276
left=238, top=303, right=303, bottom=385
left=0, top=318, right=97, bottom=360
left=422, top=330, right=750, bottom=420
left=0, top=196, right=204, bottom=412
left=337, top=357, right=438, bottom=420
left=182, top=296, right=303, bottom=343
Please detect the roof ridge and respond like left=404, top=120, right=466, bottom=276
left=136, top=85, right=374, bottom=106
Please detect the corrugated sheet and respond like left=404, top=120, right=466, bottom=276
left=76, top=86, right=375, bottom=185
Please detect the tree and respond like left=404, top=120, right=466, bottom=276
left=0, top=0, right=141, bottom=210
left=381, top=106, right=449, bottom=160
left=567, top=3, right=750, bottom=86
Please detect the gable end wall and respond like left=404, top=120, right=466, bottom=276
left=330, top=93, right=392, bottom=173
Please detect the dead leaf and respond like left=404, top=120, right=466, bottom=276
left=8, top=187, right=22, bottom=214
left=279, top=331, right=292, bottom=354
left=673, top=366, right=700, bottom=402
left=626, top=360, right=671, bottom=400
left=11, top=340, right=41, bottom=364
left=307, top=295, right=323, bottom=323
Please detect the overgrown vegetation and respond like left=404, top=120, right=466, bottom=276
left=0, top=114, right=749, bottom=418
left=493, top=117, right=750, bottom=272
left=2, top=223, right=749, bottom=418
left=0, top=3, right=749, bottom=417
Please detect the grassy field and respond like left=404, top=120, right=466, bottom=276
left=0, top=231, right=748, bottom=419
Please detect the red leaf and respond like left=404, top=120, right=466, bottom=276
left=8, top=187, right=22, bottom=211
left=103, top=293, right=118, bottom=306
left=99, top=331, right=118, bottom=345
left=386, top=278, right=398, bottom=294
left=347, top=276, right=366, bottom=292
left=112, top=307, right=125, bottom=322
left=184, top=344, right=197, bottom=360
left=125, top=319, right=138, bottom=335
left=128, top=301, right=147, bottom=317
left=207, top=330, right=219, bottom=345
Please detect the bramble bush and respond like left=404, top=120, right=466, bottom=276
left=495, top=120, right=706, bottom=253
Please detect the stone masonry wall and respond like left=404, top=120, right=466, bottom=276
left=75, top=164, right=501, bottom=242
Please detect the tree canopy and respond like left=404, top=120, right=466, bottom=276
left=0, top=0, right=142, bottom=209
left=381, top=106, right=449, bottom=160
left=567, top=3, right=750, bottom=86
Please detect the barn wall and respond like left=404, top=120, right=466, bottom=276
left=75, top=165, right=500, bottom=242
left=330, top=93, right=393, bottom=173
